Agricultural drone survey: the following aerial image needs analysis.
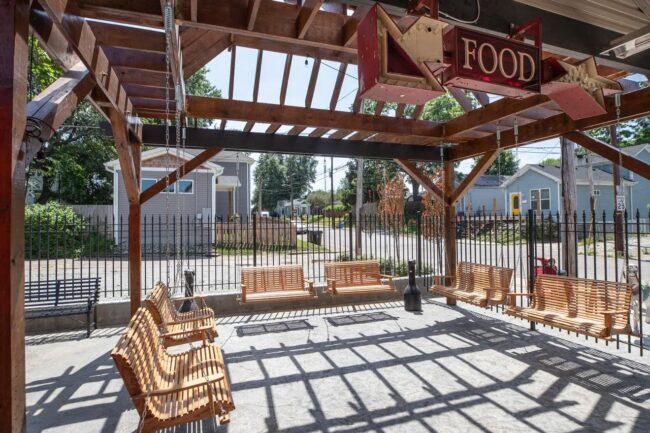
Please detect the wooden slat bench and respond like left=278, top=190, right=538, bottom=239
left=429, top=262, right=513, bottom=307
left=324, top=260, right=395, bottom=296
left=145, top=282, right=217, bottom=347
left=505, top=274, right=633, bottom=339
left=25, top=277, right=101, bottom=337
left=112, top=307, right=235, bottom=432
left=240, top=265, right=316, bottom=304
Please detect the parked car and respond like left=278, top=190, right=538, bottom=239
left=291, top=220, right=307, bottom=234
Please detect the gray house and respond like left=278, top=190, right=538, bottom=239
left=578, top=143, right=650, bottom=214
left=105, top=148, right=253, bottom=243
left=457, top=175, right=508, bottom=216
left=501, top=164, right=635, bottom=217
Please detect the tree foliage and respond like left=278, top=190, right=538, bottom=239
left=477, top=150, right=520, bottom=176
left=539, top=157, right=561, bottom=167
left=587, top=117, right=650, bottom=147
left=252, top=154, right=318, bottom=212
left=339, top=160, right=400, bottom=208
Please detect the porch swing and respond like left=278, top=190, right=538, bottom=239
left=111, top=3, right=236, bottom=431
left=429, top=122, right=515, bottom=307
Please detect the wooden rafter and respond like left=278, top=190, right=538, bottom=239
left=186, top=96, right=442, bottom=137
left=305, top=58, right=321, bottom=108
left=411, top=105, right=424, bottom=120
left=109, top=109, right=140, bottom=204
left=140, top=147, right=223, bottom=204
left=450, top=150, right=501, bottom=205
left=287, top=126, right=306, bottom=135
left=563, top=132, right=650, bottom=180
left=228, top=45, right=236, bottom=99
left=329, top=62, right=347, bottom=111
left=395, top=159, right=446, bottom=204
left=395, top=103, right=406, bottom=118
left=182, top=29, right=231, bottom=78
left=247, top=0, right=262, bottom=30
left=448, top=88, right=475, bottom=113
left=298, top=0, right=325, bottom=39
left=252, top=49, right=263, bottom=102
left=266, top=123, right=282, bottom=134
left=279, top=54, right=292, bottom=106
left=344, top=5, right=369, bottom=47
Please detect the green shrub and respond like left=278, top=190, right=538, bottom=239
left=25, top=203, right=113, bottom=259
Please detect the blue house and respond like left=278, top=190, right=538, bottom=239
left=578, top=144, right=650, bottom=215
left=501, top=164, right=635, bottom=217
left=457, top=175, right=508, bottom=216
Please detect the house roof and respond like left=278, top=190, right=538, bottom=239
left=185, top=149, right=255, bottom=164
left=578, top=143, right=650, bottom=166
left=474, top=175, right=508, bottom=187
left=215, top=175, right=241, bottom=191
left=104, top=148, right=224, bottom=174
left=502, top=164, right=635, bottom=188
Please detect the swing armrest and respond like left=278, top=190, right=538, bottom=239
left=304, top=279, right=315, bottom=295
left=166, top=315, right=213, bottom=325
left=172, top=295, right=209, bottom=308
left=160, top=324, right=214, bottom=338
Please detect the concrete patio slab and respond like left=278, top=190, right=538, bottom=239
left=26, top=300, right=650, bottom=433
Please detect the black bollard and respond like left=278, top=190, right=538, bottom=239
left=179, top=270, right=198, bottom=312
left=403, top=260, right=421, bottom=312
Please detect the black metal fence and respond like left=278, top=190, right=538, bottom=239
left=25, top=209, right=649, bottom=354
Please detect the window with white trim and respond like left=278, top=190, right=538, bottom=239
left=530, top=188, right=551, bottom=211
left=141, top=178, right=156, bottom=192
left=178, top=179, right=194, bottom=194
left=593, top=189, right=600, bottom=196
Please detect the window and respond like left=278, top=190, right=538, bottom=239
left=162, top=183, right=175, bottom=193
left=530, top=188, right=551, bottom=211
left=141, top=178, right=156, bottom=191
left=178, top=179, right=194, bottom=194
left=594, top=189, right=600, bottom=196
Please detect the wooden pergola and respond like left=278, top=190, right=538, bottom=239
left=2, top=1, right=650, bottom=431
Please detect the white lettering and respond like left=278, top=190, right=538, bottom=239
left=518, top=52, right=536, bottom=81
left=462, top=37, right=477, bottom=70
left=478, top=43, right=498, bottom=74
left=498, top=48, right=517, bottom=79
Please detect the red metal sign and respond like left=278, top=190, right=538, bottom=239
left=443, top=27, right=541, bottom=97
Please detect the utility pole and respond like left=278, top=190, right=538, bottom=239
left=560, top=136, right=577, bottom=277
left=586, top=151, right=595, bottom=213
left=330, top=156, right=335, bottom=229
left=610, top=125, right=625, bottom=254
left=355, top=158, right=364, bottom=257
left=257, top=178, right=263, bottom=217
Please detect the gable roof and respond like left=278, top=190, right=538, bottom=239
left=502, top=164, right=635, bottom=187
left=578, top=143, right=650, bottom=166
left=474, top=175, right=508, bottom=187
left=104, top=148, right=223, bottom=174
left=184, top=149, right=255, bottom=164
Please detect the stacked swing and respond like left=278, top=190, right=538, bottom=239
left=112, top=4, right=235, bottom=430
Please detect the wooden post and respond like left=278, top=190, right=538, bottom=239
left=560, top=136, right=577, bottom=277
left=443, top=160, right=457, bottom=305
left=0, top=1, right=29, bottom=432
left=610, top=125, right=625, bottom=254
left=355, top=158, right=364, bottom=257
left=129, top=142, right=141, bottom=316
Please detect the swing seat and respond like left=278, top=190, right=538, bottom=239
left=324, top=260, right=395, bottom=296
left=145, top=282, right=218, bottom=347
left=429, top=262, right=513, bottom=307
left=505, top=274, right=633, bottom=339
left=112, top=308, right=235, bottom=433
left=240, top=265, right=316, bottom=304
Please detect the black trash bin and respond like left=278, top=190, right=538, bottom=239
left=307, top=230, right=323, bottom=245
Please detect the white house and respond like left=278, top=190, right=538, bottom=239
left=275, top=199, right=311, bottom=217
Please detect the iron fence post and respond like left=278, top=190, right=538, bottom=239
left=348, top=212, right=354, bottom=259
left=527, top=208, right=536, bottom=331
left=252, top=214, right=257, bottom=267
left=416, top=211, right=422, bottom=275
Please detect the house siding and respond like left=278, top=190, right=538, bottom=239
left=462, top=186, right=506, bottom=215
left=504, top=170, right=560, bottom=215
left=214, top=161, right=250, bottom=220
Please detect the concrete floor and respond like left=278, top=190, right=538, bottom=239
left=26, top=300, right=650, bottom=433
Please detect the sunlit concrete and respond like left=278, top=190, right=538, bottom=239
left=27, top=300, right=650, bottom=433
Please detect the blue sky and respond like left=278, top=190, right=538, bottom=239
left=204, top=48, right=647, bottom=191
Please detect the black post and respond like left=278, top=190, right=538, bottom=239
left=416, top=211, right=422, bottom=275
left=252, top=214, right=257, bottom=267
left=331, top=156, right=335, bottom=230
left=527, top=208, right=536, bottom=331
left=348, top=212, right=354, bottom=259
left=179, top=270, right=197, bottom=312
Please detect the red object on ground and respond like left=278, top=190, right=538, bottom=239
left=534, top=257, right=558, bottom=276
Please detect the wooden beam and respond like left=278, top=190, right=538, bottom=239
left=441, top=94, right=550, bottom=138
left=140, top=147, right=223, bottom=204
left=87, top=20, right=166, bottom=53
left=329, top=62, right=347, bottom=111
left=395, top=159, right=446, bottom=204
left=374, top=100, right=385, bottom=116
left=252, top=49, right=263, bottom=102
left=563, top=131, right=650, bottom=180
left=448, top=87, right=474, bottom=113
left=182, top=30, right=231, bottom=78
left=344, top=5, right=368, bottom=47
left=186, top=96, right=442, bottom=137
left=395, top=103, right=406, bottom=118
left=411, top=105, right=424, bottom=120
left=449, top=88, right=650, bottom=161
left=109, top=109, right=140, bottom=204
left=228, top=45, right=236, bottom=99
left=0, top=2, right=29, bottom=432
left=297, top=0, right=324, bottom=39
left=305, top=58, right=320, bottom=108
left=247, top=0, right=262, bottom=30
left=128, top=202, right=141, bottom=316
left=266, top=123, right=282, bottom=134
left=442, top=159, right=457, bottom=299
left=450, top=150, right=500, bottom=205
left=26, top=61, right=93, bottom=141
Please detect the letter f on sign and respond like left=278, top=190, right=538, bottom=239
left=462, top=37, right=477, bottom=70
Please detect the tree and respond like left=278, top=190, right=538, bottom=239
left=305, top=190, right=330, bottom=212
left=539, top=157, right=561, bottom=167
left=338, top=159, right=399, bottom=208
left=476, top=150, right=520, bottom=176
left=252, top=154, right=318, bottom=212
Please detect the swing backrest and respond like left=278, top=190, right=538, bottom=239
left=456, top=262, right=513, bottom=294
left=145, top=282, right=178, bottom=325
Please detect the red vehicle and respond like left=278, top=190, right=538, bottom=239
left=534, top=257, right=559, bottom=276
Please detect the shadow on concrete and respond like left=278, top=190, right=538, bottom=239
left=236, top=319, right=315, bottom=337
left=325, top=311, right=398, bottom=327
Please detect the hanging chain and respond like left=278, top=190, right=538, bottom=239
left=496, top=121, right=501, bottom=177
left=615, top=93, right=623, bottom=170
left=163, top=1, right=173, bottom=285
